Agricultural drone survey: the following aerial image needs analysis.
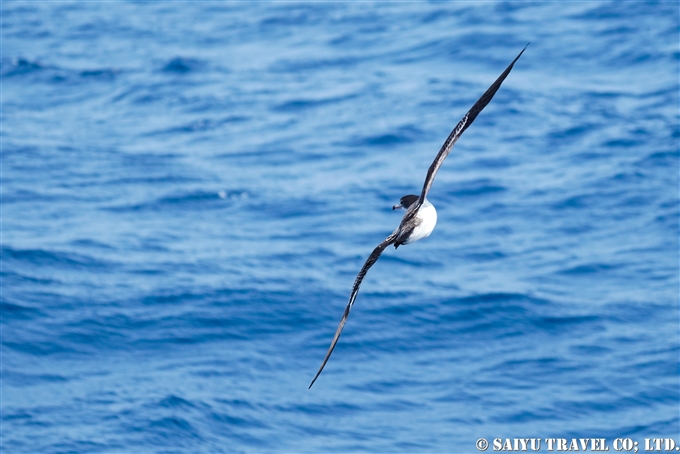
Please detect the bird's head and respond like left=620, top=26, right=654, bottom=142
left=392, top=194, right=419, bottom=210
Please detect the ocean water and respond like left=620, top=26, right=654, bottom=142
left=3, top=1, right=679, bottom=452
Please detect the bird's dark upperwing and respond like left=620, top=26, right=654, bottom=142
left=408, top=45, right=528, bottom=220
left=309, top=231, right=398, bottom=388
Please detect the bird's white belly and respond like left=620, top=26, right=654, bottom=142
left=404, top=203, right=437, bottom=244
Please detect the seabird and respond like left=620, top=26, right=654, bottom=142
left=309, top=45, right=528, bottom=389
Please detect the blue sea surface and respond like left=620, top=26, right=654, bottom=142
left=2, top=2, right=679, bottom=452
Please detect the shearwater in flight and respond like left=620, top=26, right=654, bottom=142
left=309, top=45, right=528, bottom=389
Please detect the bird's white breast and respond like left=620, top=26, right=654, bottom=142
left=404, top=200, right=437, bottom=244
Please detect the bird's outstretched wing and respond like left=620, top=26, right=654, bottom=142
left=406, top=44, right=528, bottom=221
left=309, top=46, right=528, bottom=388
left=309, top=231, right=398, bottom=388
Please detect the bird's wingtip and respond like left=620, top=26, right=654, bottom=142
left=517, top=42, right=530, bottom=58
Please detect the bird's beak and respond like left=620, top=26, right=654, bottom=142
left=392, top=204, right=402, bottom=210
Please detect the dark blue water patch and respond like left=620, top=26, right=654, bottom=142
left=103, top=189, right=242, bottom=213
left=277, top=401, right=365, bottom=419
left=142, top=417, right=203, bottom=443
left=373, top=398, right=427, bottom=416
left=555, top=121, right=604, bottom=139
left=4, top=339, right=78, bottom=357
left=158, top=395, right=197, bottom=410
left=378, top=253, right=440, bottom=269
left=616, top=193, right=656, bottom=208
left=636, top=84, right=680, bottom=102
left=1, top=57, right=44, bottom=77
left=3, top=188, right=98, bottom=204
left=389, top=35, right=476, bottom=65
left=2, top=270, right=60, bottom=289
left=343, top=125, right=425, bottom=148
left=147, top=415, right=198, bottom=436
left=327, top=32, right=356, bottom=47
left=139, top=289, right=218, bottom=307
left=447, top=179, right=507, bottom=198
left=259, top=4, right=335, bottom=29
left=116, top=151, right=186, bottom=169
left=161, top=57, right=206, bottom=74
left=397, top=27, right=458, bottom=57
left=2, top=58, right=122, bottom=87
left=212, top=398, right=259, bottom=413
left=68, top=239, right=116, bottom=250
left=418, top=7, right=465, bottom=25
left=116, top=394, right=273, bottom=450
left=569, top=344, right=612, bottom=357
left=269, top=55, right=365, bottom=73
left=248, top=195, right=328, bottom=219
left=2, top=246, right=111, bottom=271
left=556, top=223, right=594, bottom=235
left=572, top=3, right=675, bottom=26
left=364, top=293, right=555, bottom=347
left=272, top=93, right=360, bottom=112
left=2, top=410, right=33, bottom=422
left=450, top=292, right=550, bottom=308
left=216, top=145, right=324, bottom=167
left=208, top=408, right=269, bottom=430
left=491, top=356, right=575, bottom=381
left=54, top=440, right=120, bottom=454
left=143, top=115, right=249, bottom=136
left=635, top=357, right=680, bottom=381
left=586, top=89, right=629, bottom=100
left=604, top=301, right=676, bottom=325
left=110, top=81, right=209, bottom=107
left=610, top=169, right=647, bottom=184
left=1, top=144, right=43, bottom=161
left=558, top=262, right=622, bottom=275
left=531, top=314, right=601, bottom=335
left=636, top=417, right=680, bottom=437
left=636, top=149, right=679, bottom=168
left=393, top=440, right=433, bottom=452
left=110, top=83, right=165, bottom=104
left=119, top=287, right=326, bottom=343
left=462, top=250, right=506, bottom=262
left=602, top=137, right=644, bottom=148
left=0, top=299, right=44, bottom=321
left=595, top=25, right=639, bottom=37
left=556, top=393, right=659, bottom=422
left=490, top=408, right=558, bottom=425
left=349, top=378, right=431, bottom=396
left=266, top=248, right=337, bottom=264
left=613, top=421, right=679, bottom=439
left=551, top=193, right=602, bottom=210
left=470, top=155, right=515, bottom=170
left=3, top=370, right=68, bottom=387
left=79, top=68, right=121, bottom=80
left=58, top=322, right=131, bottom=354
